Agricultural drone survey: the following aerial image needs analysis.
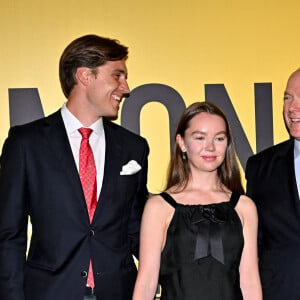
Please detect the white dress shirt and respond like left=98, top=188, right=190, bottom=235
left=61, top=103, right=105, bottom=200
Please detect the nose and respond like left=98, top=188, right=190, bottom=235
left=120, top=78, right=130, bottom=95
left=289, top=97, right=300, bottom=111
left=205, top=139, right=215, bottom=151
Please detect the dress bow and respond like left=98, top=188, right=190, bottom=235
left=190, top=205, right=227, bottom=264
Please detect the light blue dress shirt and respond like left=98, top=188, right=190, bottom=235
left=294, top=139, right=300, bottom=199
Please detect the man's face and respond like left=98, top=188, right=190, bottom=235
left=284, top=70, right=300, bottom=140
left=85, top=59, right=130, bottom=120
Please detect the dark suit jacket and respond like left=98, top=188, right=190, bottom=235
left=0, top=110, right=149, bottom=300
left=246, top=138, right=300, bottom=300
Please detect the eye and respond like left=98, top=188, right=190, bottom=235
left=284, top=94, right=292, bottom=101
left=215, top=136, right=226, bottom=142
left=113, top=70, right=127, bottom=81
left=114, top=73, right=121, bottom=79
left=195, top=136, right=205, bottom=141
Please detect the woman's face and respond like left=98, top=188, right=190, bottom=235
left=177, top=112, right=228, bottom=174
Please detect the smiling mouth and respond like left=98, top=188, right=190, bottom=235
left=202, top=156, right=217, bottom=160
left=112, top=95, right=121, bottom=102
left=291, top=118, right=300, bottom=123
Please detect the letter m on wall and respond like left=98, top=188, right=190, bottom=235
left=8, top=88, right=45, bottom=127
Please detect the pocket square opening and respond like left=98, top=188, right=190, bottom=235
left=120, top=160, right=142, bottom=175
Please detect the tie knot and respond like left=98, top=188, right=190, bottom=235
left=78, top=127, right=93, bottom=140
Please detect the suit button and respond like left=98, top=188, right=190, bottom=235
left=90, top=230, right=95, bottom=236
left=81, top=271, right=87, bottom=278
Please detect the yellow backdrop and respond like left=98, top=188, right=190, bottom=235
left=0, top=0, right=297, bottom=193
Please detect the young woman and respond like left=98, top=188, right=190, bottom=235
left=133, top=102, right=262, bottom=300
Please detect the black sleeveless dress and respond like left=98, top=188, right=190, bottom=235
left=159, top=192, right=244, bottom=300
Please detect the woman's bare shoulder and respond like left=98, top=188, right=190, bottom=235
left=144, top=193, right=174, bottom=213
left=236, top=194, right=257, bottom=211
left=235, top=194, right=258, bottom=225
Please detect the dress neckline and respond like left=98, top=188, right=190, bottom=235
left=160, top=191, right=241, bottom=209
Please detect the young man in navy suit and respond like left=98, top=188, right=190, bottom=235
left=246, top=68, right=300, bottom=299
left=0, top=34, right=149, bottom=300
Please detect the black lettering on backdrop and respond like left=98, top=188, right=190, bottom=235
left=121, top=83, right=186, bottom=150
left=9, top=88, right=44, bottom=127
left=8, top=83, right=274, bottom=170
left=205, top=83, right=273, bottom=169
left=254, top=83, right=273, bottom=152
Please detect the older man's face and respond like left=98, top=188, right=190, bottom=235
left=284, top=70, right=300, bottom=140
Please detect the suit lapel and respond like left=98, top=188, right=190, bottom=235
left=92, top=119, right=123, bottom=220
left=280, top=140, right=300, bottom=204
left=42, top=111, right=89, bottom=219
left=41, top=113, right=127, bottom=223
left=287, top=140, right=300, bottom=202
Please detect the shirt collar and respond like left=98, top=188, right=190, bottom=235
left=60, top=103, right=104, bottom=135
left=294, top=139, right=300, bottom=159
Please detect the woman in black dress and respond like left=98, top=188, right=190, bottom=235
left=133, top=102, right=262, bottom=300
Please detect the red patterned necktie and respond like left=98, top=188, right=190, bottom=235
left=78, top=127, right=97, bottom=289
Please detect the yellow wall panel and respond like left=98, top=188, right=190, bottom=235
left=0, top=0, right=298, bottom=191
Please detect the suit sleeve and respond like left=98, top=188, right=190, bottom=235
left=127, top=138, right=149, bottom=259
left=0, top=128, right=27, bottom=300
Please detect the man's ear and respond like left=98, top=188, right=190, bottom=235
left=76, top=67, right=91, bottom=86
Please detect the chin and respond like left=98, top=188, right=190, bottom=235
left=290, top=127, right=300, bottom=138
left=292, top=134, right=300, bottom=140
left=105, top=113, right=119, bottom=121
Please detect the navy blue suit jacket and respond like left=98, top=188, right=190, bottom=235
left=246, top=139, right=300, bottom=300
left=0, top=110, right=149, bottom=300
